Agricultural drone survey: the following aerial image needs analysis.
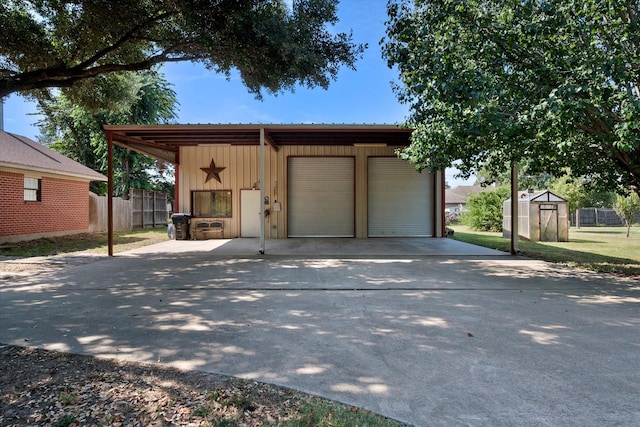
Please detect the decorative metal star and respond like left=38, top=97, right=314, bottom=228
left=200, top=158, right=226, bottom=184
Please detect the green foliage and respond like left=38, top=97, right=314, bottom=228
left=461, top=186, right=510, bottom=232
left=382, top=0, right=640, bottom=197
left=613, top=192, right=640, bottom=237
left=51, top=415, right=77, bottom=427
left=58, top=391, right=78, bottom=405
left=476, top=164, right=615, bottom=212
left=0, top=0, right=365, bottom=103
left=280, top=397, right=401, bottom=427
left=550, top=173, right=614, bottom=212
left=36, top=70, right=177, bottom=196
left=475, top=161, right=554, bottom=189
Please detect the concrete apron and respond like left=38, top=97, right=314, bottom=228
left=1, top=238, right=638, bottom=426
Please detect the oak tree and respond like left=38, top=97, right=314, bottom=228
left=1, top=0, right=365, bottom=104
left=382, top=0, right=640, bottom=197
left=37, top=70, right=178, bottom=196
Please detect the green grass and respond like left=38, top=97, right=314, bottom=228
left=449, top=224, right=640, bottom=276
left=0, top=228, right=168, bottom=257
left=197, top=389, right=404, bottom=427
left=281, top=397, right=402, bottom=427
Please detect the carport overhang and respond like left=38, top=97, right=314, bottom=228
left=103, top=124, right=442, bottom=256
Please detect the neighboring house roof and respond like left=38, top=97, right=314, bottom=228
left=445, top=191, right=467, bottom=204
left=0, top=131, right=106, bottom=181
left=445, top=185, right=485, bottom=204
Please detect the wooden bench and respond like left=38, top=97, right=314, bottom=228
left=192, top=219, right=224, bottom=240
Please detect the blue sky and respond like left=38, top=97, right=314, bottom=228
left=2, top=0, right=472, bottom=186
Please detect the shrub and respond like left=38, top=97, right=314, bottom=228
left=461, top=186, right=510, bottom=232
left=445, top=211, right=461, bottom=225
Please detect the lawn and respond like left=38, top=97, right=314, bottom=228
left=449, top=225, right=640, bottom=276
left=0, top=228, right=169, bottom=257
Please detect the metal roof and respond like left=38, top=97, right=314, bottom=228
left=104, top=124, right=413, bottom=164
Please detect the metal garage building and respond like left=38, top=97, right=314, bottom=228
left=104, top=124, right=445, bottom=253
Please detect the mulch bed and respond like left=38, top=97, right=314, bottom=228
left=0, top=344, right=326, bottom=426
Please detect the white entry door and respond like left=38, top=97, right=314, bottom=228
left=241, top=189, right=261, bottom=237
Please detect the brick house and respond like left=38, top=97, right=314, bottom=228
left=0, top=131, right=107, bottom=243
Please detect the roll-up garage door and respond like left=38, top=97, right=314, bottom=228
left=368, top=157, right=433, bottom=237
left=288, top=157, right=355, bottom=237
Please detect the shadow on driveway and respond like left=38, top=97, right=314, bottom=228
left=1, top=238, right=638, bottom=426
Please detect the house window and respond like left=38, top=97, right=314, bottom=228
left=192, top=190, right=232, bottom=217
left=24, top=177, right=41, bottom=201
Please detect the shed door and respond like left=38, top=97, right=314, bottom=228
left=288, top=157, right=355, bottom=237
left=539, top=204, right=558, bottom=242
left=368, top=157, right=433, bottom=237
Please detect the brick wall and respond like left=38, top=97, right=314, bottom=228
left=0, top=171, right=89, bottom=238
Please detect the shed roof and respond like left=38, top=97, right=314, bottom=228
left=103, top=123, right=413, bottom=164
left=0, top=131, right=107, bottom=181
left=514, top=190, right=567, bottom=202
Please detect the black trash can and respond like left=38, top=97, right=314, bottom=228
left=171, top=213, right=191, bottom=240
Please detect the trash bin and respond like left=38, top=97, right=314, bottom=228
left=171, top=213, right=191, bottom=240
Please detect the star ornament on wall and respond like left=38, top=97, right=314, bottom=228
left=201, top=158, right=226, bottom=184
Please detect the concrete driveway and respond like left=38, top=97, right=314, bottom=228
left=1, top=238, right=638, bottom=426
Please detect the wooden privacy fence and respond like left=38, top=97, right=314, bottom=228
left=89, top=190, right=169, bottom=232
left=130, top=189, right=169, bottom=229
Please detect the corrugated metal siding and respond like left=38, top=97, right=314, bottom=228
left=368, top=157, right=434, bottom=237
left=179, top=144, right=427, bottom=239
left=287, top=157, right=355, bottom=237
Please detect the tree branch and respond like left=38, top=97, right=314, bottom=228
left=73, top=10, right=176, bottom=71
left=0, top=50, right=200, bottom=98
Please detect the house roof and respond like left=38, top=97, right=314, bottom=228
left=0, top=131, right=107, bottom=181
left=445, top=185, right=485, bottom=204
left=445, top=191, right=467, bottom=204
left=103, top=123, right=413, bottom=164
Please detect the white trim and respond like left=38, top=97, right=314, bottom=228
left=0, top=163, right=105, bottom=181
